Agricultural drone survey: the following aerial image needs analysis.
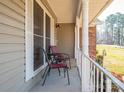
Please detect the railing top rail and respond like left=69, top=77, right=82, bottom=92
left=83, top=53, right=124, bottom=91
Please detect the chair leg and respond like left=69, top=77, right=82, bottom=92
left=66, top=68, right=70, bottom=85
left=58, top=68, right=61, bottom=76
left=48, top=68, right=51, bottom=76
left=69, top=59, right=71, bottom=69
left=42, top=67, right=50, bottom=86
left=42, top=66, right=48, bottom=78
left=64, top=68, right=66, bottom=78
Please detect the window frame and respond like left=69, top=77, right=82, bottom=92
left=25, top=0, right=54, bottom=81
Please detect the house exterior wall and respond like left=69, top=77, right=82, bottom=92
left=0, top=0, right=56, bottom=91
left=89, top=26, right=96, bottom=59
left=57, top=23, right=75, bottom=58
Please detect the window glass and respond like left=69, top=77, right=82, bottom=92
left=34, top=0, right=44, bottom=70
left=45, top=14, right=51, bottom=53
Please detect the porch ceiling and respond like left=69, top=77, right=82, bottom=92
left=47, top=0, right=112, bottom=24
left=89, top=0, right=113, bottom=26
left=47, top=0, right=79, bottom=23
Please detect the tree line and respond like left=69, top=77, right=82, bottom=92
left=97, top=12, right=124, bottom=46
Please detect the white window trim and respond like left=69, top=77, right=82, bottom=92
left=25, top=0, right=55, bottom=81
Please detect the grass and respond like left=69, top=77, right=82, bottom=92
left=97, top=44, right=124, bottom=75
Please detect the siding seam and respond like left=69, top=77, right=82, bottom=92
left=0, top=57, right=24, bottom=64
left=0, top=23, right=24, bottom=30
left=0, top=2, right=25, bottom=17
left=0, top=50, right=24, bottom=55
left=0, top=67, right=24, bottom=85
left=0, top=43, right=24, bottom=44
left=0, top=12, right=24, bottom=24
left=0, top=62, right=24, bottom=75
left=0, top=33, right=24, bottom=37
left=11, top=0, right=25, bottom=10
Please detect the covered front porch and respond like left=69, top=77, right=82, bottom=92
left=28, top=0, right=124, bottom=92
left=1, top=0, right=124, bottom=92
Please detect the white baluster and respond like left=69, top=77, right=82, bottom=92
left=90, top=62, right=93, bottom=91
left=97, top=68, right=99, bottom=92
left=106, top=77, right=112, bottom=92
left=101, top=72, right=103, bottom=92
left=93, top=65, right=96, bottom=92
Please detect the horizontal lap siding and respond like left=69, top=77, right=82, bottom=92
left=0, top=0, right=42, bottom=91
left=0, top=0, right=25, bottom=91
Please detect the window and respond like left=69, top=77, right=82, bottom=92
left=34, top=0, right=44, bottom=71
left=45, top=14, right=51, bottom=53
left=25, top=0, right=55, bottom=81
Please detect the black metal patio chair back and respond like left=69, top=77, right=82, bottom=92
left=41, top=48, right=70, bottom=86
left=40, top=48, right=51, bottom=66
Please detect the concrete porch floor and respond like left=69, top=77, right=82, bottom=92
left=30, top=60, right=81, bottom=92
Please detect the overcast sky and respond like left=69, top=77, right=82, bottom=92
left=98, top=0, right=124, bottom=21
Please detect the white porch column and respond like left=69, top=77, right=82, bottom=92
left=75, top=17, right=81, bottom=76
left=74, top=25, right=78, bottom=59
left=74, top=26, right=76, bottom=58
left=82, top=0, right=90, bottom=91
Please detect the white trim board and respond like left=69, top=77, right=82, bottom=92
left=25, top=0, right=55, bottom=81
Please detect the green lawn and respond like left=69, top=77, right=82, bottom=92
left=97, top=44, right=124, bottom=75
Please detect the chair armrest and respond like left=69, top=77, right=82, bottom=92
left=47, top=53, right=54, bottom=56
left=61, top=53, right=70, bottom=58
left=52, top=53, right=70, bottom=59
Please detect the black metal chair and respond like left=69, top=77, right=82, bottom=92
left=49, top=46, right=71, bottom=69
left=41, top=48, right=70, bottom=86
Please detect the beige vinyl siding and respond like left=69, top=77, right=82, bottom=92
left=57, top=23, right=75, bottom=58
left=0, top=0, right=43, bottom=91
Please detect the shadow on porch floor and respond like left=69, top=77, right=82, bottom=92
left=30, top=60, right=81, bottom=92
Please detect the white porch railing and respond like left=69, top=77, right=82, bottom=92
left=76, top=48, right=82, bottom=76
left=77, top=50, right=124, bottom=92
